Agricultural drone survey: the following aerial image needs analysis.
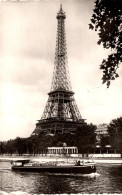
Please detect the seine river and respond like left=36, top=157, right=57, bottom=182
left=0, top=161, right=122, bottom=194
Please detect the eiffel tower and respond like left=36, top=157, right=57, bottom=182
left=32, top=5, right=85, bottom=136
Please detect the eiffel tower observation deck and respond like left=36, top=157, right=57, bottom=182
left=32, top=5, right=85, bottom=136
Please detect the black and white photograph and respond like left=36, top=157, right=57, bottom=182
left=0, top=0, right=122, bottom=194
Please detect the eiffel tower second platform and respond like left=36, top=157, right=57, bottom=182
left=32, top=5, right=85, bottom=136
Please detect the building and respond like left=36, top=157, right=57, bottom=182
left=32, top=5, right=85, bottom=136
left=96, top=124, right=108, bottom=135
left=47, top=146, right=78, bottom=157
left=95, top=123, right=108, bottom=142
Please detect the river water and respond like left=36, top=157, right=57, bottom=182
left=0, top=162, right=122, bottom=194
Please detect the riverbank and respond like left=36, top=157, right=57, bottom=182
left=0, top=155, right=122, bottom=164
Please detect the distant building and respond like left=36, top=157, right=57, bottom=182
left=95, top=123, right=108, bottom=142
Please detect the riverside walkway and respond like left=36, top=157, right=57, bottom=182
left=0, top=155, right=122, bottom=164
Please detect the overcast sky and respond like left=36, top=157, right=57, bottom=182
left=0, top=0, right=122, bottom=141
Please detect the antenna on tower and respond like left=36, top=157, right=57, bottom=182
left=60, top=2, right=62, bottom=11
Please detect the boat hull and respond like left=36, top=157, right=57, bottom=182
left=12, top=165, right=96, bottom=174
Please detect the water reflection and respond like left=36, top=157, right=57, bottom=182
left=103, top=165, right=122, bottom=193
left=95, top=164, right=122, bottom=193
left=0, top=162, right=122, bottom=194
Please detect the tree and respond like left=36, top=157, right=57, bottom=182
left=75, top=123, right=97, bottom=153
left=53, top=134, right=75, bottom=147
left=100, top=136, right=110, bottom=148
left=0, top=123, right=97, bottom=155
left=0, top=142, right=4, bottom=154
left=13, top=137, right=27, bottom=155
left=108, top=117, right=122, bottom=151
left=6, top=140, right=15, bottom=155
left=89, top=0, right=122, bottom=87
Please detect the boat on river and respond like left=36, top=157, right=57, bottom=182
left=11, top=159, right=96, bottom=174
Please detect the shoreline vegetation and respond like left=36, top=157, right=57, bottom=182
left=1, top=119, right=122, bottom=158
left=0, top=155, right=122, bottom=164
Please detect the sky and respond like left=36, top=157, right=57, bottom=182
left=0, top=0, right=122, bottom=141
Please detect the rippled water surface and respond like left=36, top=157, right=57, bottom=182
left=0, top=162, right=122, bottom=194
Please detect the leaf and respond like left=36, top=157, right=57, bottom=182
left=91, top=18, right=96, bottom=24
left=89, top=23, right=94, bottom=30
left=107, top=81, right=110, bottom=88
left=97, top=40, right=101, bottom=45
left=115, top=74, right=119, bottom=78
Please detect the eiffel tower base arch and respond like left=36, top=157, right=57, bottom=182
left=32, top=120, right=84, bottom=136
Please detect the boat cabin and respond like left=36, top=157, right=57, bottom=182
left=11, top=159, right=30, bottom=166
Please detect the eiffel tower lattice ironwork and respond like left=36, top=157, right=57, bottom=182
left=32, top=5, right=85, bottom=135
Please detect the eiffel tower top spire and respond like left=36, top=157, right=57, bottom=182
left=50, top=4, right=72, bottom=92
left=57, top=3, right=65, bottom=18
left=60, top=3, right=62, bottom=11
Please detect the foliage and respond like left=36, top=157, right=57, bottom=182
left=13, top=137, right=27, bottom=155
left=89, top=0, right=122, bottom=87
left=1, top=118, right=122, bottom=155
left=75, top=123, right=97, bottom=153
left=100, top=136, right=110, bottom=148
left=0, top=123, right=97, bottom=155
left=108, top=117, right=122, bottom=151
